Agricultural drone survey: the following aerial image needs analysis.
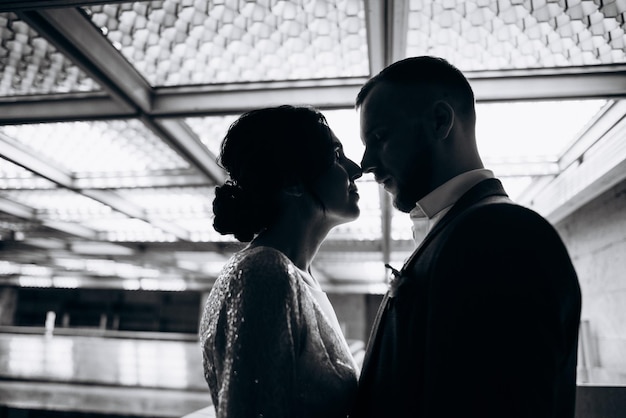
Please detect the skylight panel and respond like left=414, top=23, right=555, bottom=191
left=476, top=100, right=608, bottom=162
left=1, top=120, right=191, bottom=176
left=0, top=13, right=100, bottom=96
left=84, top=0, right=369, bottom=86
left=405, top=0, right=626, bottom=70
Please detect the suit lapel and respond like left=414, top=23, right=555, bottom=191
left=400, top=178, right=509, bottom=274
left=359, top=178, right=508, bottom=382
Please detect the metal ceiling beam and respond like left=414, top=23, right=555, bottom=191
left=0, top=0, right=130, bottom=12
left=470, top=64, right=626, bottom=102
left=363, top=0, right=386, bottom=75
left=0, top=132, right=74, bottom=185
left=0, top=195, right=36, bottom=220
left=73, top=170, right=210, bottom=190
left=388, top=0, right=409, bottom=65
left=0, top=93, right=134, bottom=125
left=152, top=79, right=368, bottom=117
left=0, top=79, right=367, bottom=123
left=41, top=220, right=100, bottom=240
left=1, top=66, right=625, bottom=124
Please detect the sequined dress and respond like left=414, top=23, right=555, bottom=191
left=199, top=246, right=358, bottom=418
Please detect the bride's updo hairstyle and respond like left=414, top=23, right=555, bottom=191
left=213, top=105, right=336, bottom=242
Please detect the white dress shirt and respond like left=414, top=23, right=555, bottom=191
left=410, top=169, right=495, bottom=244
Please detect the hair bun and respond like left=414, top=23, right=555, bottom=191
left=214, top=181, right=243, bottom=203
left=212, top=182, right=259, bottom=242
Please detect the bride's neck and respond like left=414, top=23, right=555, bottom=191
left=250, top=216, right=330, bottom=272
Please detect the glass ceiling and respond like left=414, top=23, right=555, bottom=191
left=84, top=0, right=369, bottom=86
left=0, top=13, right=100, bottom=96
left=0, top=0, right=624, bottom=291
left=2, top=120, right=191, bottom=174
left=406, top=0, right=626, bottom=70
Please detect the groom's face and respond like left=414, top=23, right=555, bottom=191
left=359, top=82, right=437, bottom=213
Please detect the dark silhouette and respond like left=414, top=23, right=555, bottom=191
left=200, top=105, right=362, bottom=418
left=351, top=57, right=582, bottom=418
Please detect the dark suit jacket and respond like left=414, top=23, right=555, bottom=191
left=351, top=178, right=581, bottom=418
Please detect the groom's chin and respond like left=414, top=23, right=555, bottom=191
left=391, top=194, right=414, bottom=213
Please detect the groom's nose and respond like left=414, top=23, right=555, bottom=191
left=360, top=147, right=377, bottom=174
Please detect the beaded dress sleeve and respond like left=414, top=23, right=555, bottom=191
left=199, top=247, right=304, bottom=418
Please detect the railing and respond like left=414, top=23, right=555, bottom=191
left=0, top=330, right=210, bottom=417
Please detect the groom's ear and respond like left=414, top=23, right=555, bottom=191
left=432, top=100, right=454, bottom=140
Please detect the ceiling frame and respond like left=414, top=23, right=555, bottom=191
left=1, top=0, right=626, bottom=289
left=0, top=130, right=193, bottom=241
left=17, top=7, right=225, bottom=184
left=0, top=0, right=131, bottom=12
left=1, top=65, right=626, bottom=125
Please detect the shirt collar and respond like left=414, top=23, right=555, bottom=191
left=410, top=169, right=495, bottom=220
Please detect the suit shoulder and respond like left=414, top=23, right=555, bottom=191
left=465, top=200, right=544, bottom=220
left=441, top=200, right=573, bottom=266
left=456, top=200, right=556, bottom=236
left=436, top=201, right=578, bottom=290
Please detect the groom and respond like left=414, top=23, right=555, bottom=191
left=351, top=56, right=582, bottom=418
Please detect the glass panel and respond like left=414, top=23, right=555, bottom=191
left=84, top=0, right=369, bottom=86
left=115, top=186, right=227, bottom=242
left=176, top=217, right=232, bottom=242
left=0, top=120, right=191, bottom=176
left=324, top=108, right=363, bottom=163
left=116, top=186, right=214, bottom=217
left=476, top=100, right=608, bottom=161
left=0, top=13, right=100, bottom=96
left=405, top=0, right=626, bottom=70
left=0, top=189, right=115, bottom=221
left=185, top=114, right=238, bottom=156
left=476, top=99, right=608, bottom=200
left=0, top=157, right=56, bottom=189
left=88, top=217, right=178, bottom=242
